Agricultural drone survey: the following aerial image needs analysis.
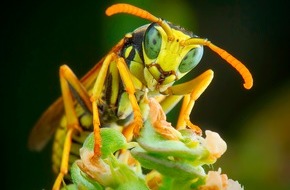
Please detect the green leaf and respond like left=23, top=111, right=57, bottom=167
left=100, top=128, right=127, bottom=158
left=131, top=146, right=205, bottom=180
left=137, top=120, right=210, bottom=163
left=82, top=128, right=127, bottom=158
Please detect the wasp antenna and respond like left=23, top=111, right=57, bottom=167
left=182, top=38, right=253, bottom=89
left=205, top=42, right=253, bottom=89
left=106, top=3, right=174, bottom=40
left=106, top=3, right=159, bottom=22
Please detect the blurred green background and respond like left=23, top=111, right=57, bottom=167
left=2, top=0, right=289, bottom=189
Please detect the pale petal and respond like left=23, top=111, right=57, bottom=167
left=205, top=130, right=227, bottom=158
left=226, top=179, right=244, bottom=190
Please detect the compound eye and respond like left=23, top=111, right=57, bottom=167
left=179, top=46, right=203, bottom=73
left=144, top=24, right=162, bottom=59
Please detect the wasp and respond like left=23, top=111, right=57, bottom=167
left=28, top=3, right=253, bottom=190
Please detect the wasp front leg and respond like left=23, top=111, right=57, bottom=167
left=161, top=69, right=214, bottom=134
left=116, top=57, right=144, bottom=140
left=52, top=65, right=92, bottom=190
left=90, top=53, right=143, bottom=157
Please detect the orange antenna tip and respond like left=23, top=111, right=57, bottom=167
left=244, top=82, right=253, bottom=90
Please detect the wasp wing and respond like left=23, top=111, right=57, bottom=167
left=28, top=98, right=64, bottom=151
left=28, top=59, right=104, bottom=151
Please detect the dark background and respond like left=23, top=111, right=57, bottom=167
left=2, top=0, right=289, bottom=189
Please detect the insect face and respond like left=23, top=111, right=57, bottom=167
left=143, top=22, right=204, bottom=91
left=107, top=3, right=253, bottom=89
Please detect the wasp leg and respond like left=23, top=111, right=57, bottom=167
left=162, top=69, right=214, bottom=134
left=116, top=57, right=143, bottom=141
left=90, top=54, right=115, bottom=158
left=52, top=65, right=92, bottom=190
left=90, top=54, right=142, bottom=155
left=177, top=94, right=202, bottom=133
